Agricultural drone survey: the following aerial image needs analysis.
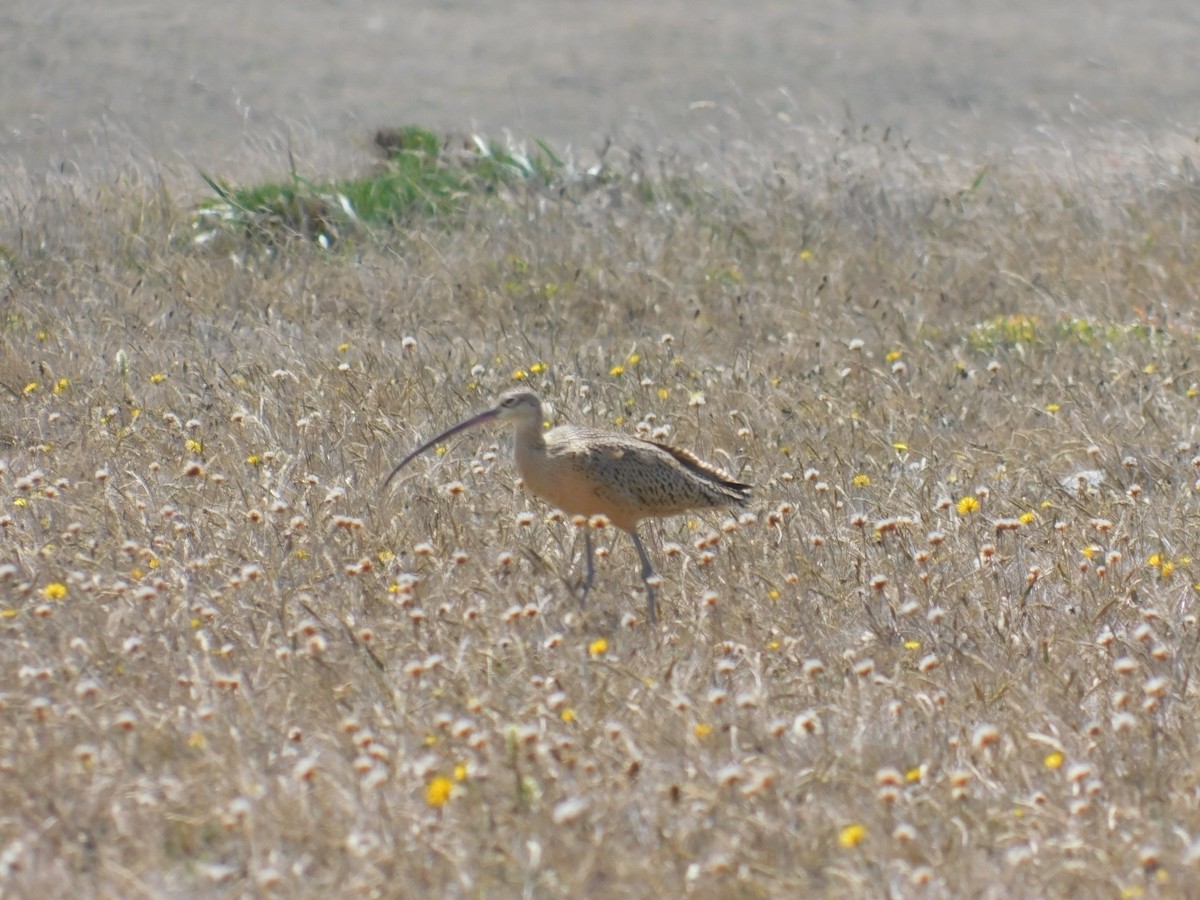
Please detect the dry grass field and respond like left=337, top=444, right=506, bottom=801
left=3, top=125, right=1200, bottom=897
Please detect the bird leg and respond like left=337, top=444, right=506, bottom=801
left=629, top=530, right=659, bottom=625
left=579, top=529, right=595, bottom=607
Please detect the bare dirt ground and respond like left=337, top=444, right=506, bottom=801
left=3, top=0, right=1198, bottom=177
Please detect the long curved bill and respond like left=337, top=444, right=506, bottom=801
left=383, top=405, right=501, bottom=489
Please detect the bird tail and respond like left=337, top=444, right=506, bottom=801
left=653, top=442, right=751, bottom=505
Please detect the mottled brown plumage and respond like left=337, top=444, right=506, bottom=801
left=384, top=390, right=751, bottom=623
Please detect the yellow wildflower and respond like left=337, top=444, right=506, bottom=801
left=609, top=364, right=625, bottom=376
left=529, top=361, right=547, bottom=374
left=693, top=723, right=712, bottom=738
left=512, top=368, right=528, bottom=381
left=852, top=473, right=871, bottom=488
left=561, top=708, right=576, bottom=723
left=956, top=496, right=980, bottom=515
left=588, top=638, right=608, bottom=657
left=150, top=373, right=167, bottom=384
left=53, top=378, right=69, bottom=395
left=42, top=582, right=67, bottom=600
left=425, top=776, right=453, bottom=807
left=1043, top=751, right=1064, bottom=769
left=838, top=824, right=867, bottom=848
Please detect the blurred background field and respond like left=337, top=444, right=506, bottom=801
left=4, top=0, right=1199, bottom=175
left=2, top=2, right=1200, bottom=897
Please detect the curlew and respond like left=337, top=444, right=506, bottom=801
left=383, top=390, right=751, bottom=623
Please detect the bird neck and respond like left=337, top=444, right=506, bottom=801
left=515, top=418, right=546, bottom=450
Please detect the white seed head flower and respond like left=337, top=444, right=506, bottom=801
left=551, top=797, right=590, bottom=825
left=971, top=724, right=1001, bottom=752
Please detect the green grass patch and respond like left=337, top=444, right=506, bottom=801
left=967, top=313, right=1165, bottom=352
left=193, top=125, right=571, bottom=247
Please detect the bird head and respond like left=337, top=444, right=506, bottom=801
left=384, top=390, right=546, bottom=488
left=492, top=390, right=544, bottom=427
